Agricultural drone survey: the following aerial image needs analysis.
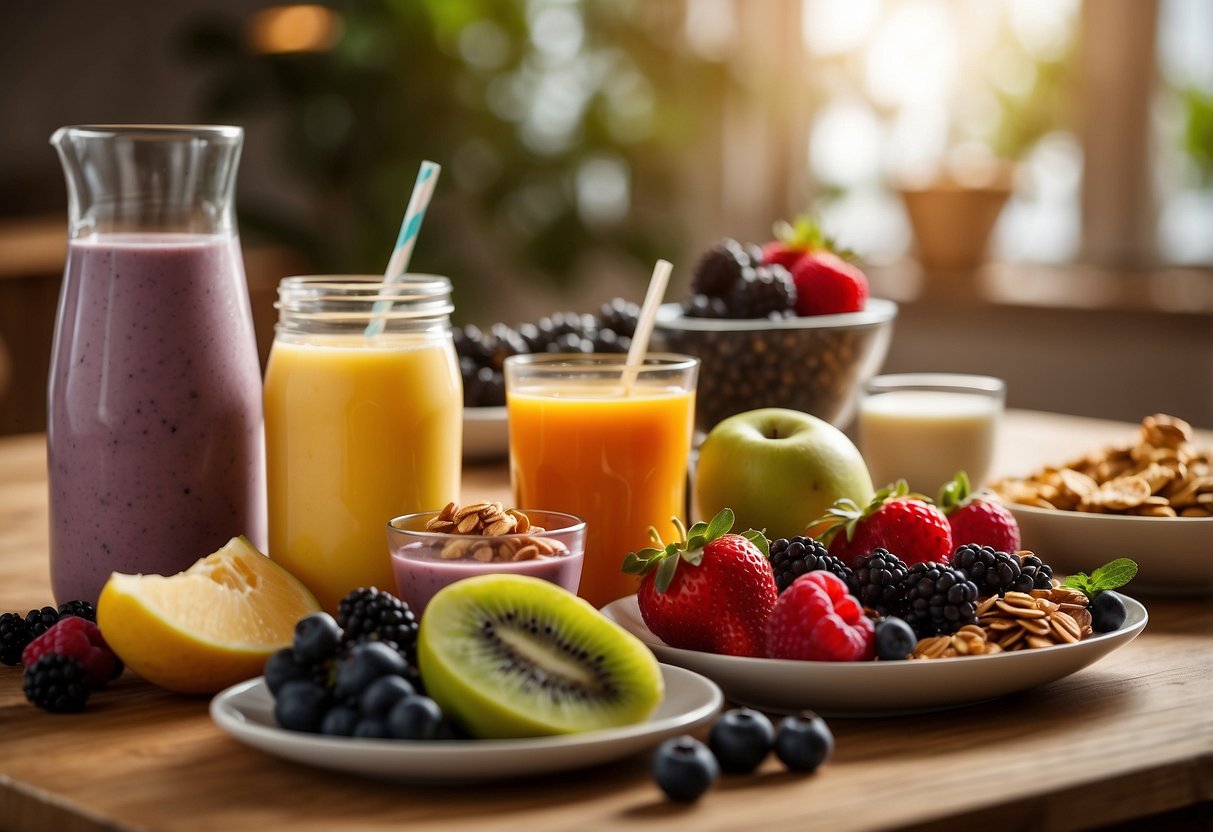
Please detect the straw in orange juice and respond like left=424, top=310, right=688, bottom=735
left=507, top=378, right=695, bottom=609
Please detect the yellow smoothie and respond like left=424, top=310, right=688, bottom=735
left=264, top=335, right=462, bottom=611
left=508, top=380, right=695, bottom=610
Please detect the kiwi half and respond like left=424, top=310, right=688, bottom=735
left=417, top=574, right=664, bottom=739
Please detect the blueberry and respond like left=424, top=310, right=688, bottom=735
left=652, top=735, right=719, bottom=803
left=353, top=718, right=390, bottom=739
left=874, top=617, right=917, bottom=661
left=293, top=612, right=343, bottom=664
left=388, top=695, right=445, bottom=740
left=359, top=675, right=415, bottom=717
left=274, top=680, right=329, bottom=733
left=1090, top=591, right=1127, bottom=633
left=334, top=641, right=407, bottom=700
left=774, top=712, right=834, bottom=773
left=264, top=648, right=310, bottom=696
left=320, top=705, right=359, bottom=736
left=707, top=708, right=774, bottom=773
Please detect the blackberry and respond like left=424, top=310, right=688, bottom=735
left=24, top=654, right=91, bottom=713
left=336, top=587, right=420, bottom=678
left=901, top=562, right=980, bottom=638
left=768, top=536, right=854, bottom=595
left=1014, top=552, right=1054, bottom=593
left=0, top=612, right=32, bottom=665
left=853, top=549, right=909, bottom=617
left=57, top=600, right=97, bottom=622
left=598, top=297, right=640, bottom=338
left=25, top=606, right=60, bottom=638
left=723, top=264, right=796, bottom=319
left=590, top=327, right=630, bottom=353
left=690, top=240, right=747, bottom=297
left=683, top=293, right=729, bottom=319
left=950, top=544, right=1023, bottom=597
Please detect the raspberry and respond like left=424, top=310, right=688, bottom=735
left=22, top=616, right=122, bottom=688
left=765, top=572, right=875, bottom=662
left=24, top=654, right=91, bottom=713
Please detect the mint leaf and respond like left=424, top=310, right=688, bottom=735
left=1062, top=558, right=1137, bottom=597
left=1089, top=558, right=1138, bottom=591
left=705, top=508, right=734, bottom=541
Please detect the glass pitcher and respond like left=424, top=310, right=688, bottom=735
left=48, top=125, right=266, bottom=605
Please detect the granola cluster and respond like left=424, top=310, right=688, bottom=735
left=422, top=501, right=569, bottom=563
left=991, top=414, right=1212, bottom=517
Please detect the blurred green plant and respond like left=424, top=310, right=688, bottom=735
left=1180, top=87, right=1213, bottom=187
left=176, top=0, right=725, bottom=318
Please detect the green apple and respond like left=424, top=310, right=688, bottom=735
left=695, top=408, right=874, bottom=541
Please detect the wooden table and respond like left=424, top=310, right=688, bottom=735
left=2, top=412, right=1211, bottom=831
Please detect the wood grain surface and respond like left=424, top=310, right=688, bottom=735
left=2, top=412, right=1212, bottom=832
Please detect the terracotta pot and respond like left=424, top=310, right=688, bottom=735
left=899, top=178, right=1012, bottom=272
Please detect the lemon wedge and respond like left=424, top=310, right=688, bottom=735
left=97, top=536, right=318, bottom=694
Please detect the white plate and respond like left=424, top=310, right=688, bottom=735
left=210, top=664, right=721, bottom=782
left=600, top=595, right=1147, bottom=717
left=463, top=406, right=509, bottom=462
left=1009, top=503, right=1213, bottom=594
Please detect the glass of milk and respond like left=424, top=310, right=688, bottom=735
left=859, top=374, right=1006, bottom=497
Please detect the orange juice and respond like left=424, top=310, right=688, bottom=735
left=264, top=275, right=461, bottom=612
left=506, top=358, right=697, bottom=610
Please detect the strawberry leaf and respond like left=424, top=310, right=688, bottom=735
left=742, top=529, right=769, bottom=558
left=704, top=508, right=735, bottom=542
left=655, top=550, right=681, bottom=593
left=681, top=543, right=706, bottom=568
left=936, top=471, right=971, bottom=515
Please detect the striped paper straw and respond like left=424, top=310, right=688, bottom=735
left=364, top=160, right=442, bottom=337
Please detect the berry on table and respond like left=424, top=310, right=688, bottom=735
left=22, top=615, right=122, bottom=688
left=25, top=606, right=60, bottom=639
left=0, top=612, right=32, bottom=666
left=773, top=712, right=834, bottom=772
left=57, top=600, right=97, bottom=622
left=708, top=707, right=775, bottom=774
left=652, top=735, right=719, bottom=803
left=24, top=654, right=91, bottom=713
left=765, top=571, right=875, bottom=662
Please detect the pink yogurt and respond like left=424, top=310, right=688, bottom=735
left=387, top=509, right=585, bottom=615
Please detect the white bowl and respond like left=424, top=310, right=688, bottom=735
left=1009, top=503, right=1213, bottom=594
left=463, top=406, right=508, bottom=462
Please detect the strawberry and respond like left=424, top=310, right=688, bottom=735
left=761, top=216, right=868, bottom=316
left=937, top=471, right=1021, bottom=552
left=806, top=481, right=953, bottom=570
left=790, top=251, right=867, bottom=315
left=622, top=508, right=776, bottom=658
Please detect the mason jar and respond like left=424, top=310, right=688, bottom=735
left=264, top=275, right=462, bottom=611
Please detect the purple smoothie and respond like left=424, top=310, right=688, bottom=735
left=47, top=233, right=266, bottom=604
left=390, top=545, right=584, bottom=615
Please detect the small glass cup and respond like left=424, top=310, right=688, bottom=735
left=504, top=353, right=698, bottom=610
left=858, top=373, right=1006, bottom=496
left=387, top=509, right=586, bottom=615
